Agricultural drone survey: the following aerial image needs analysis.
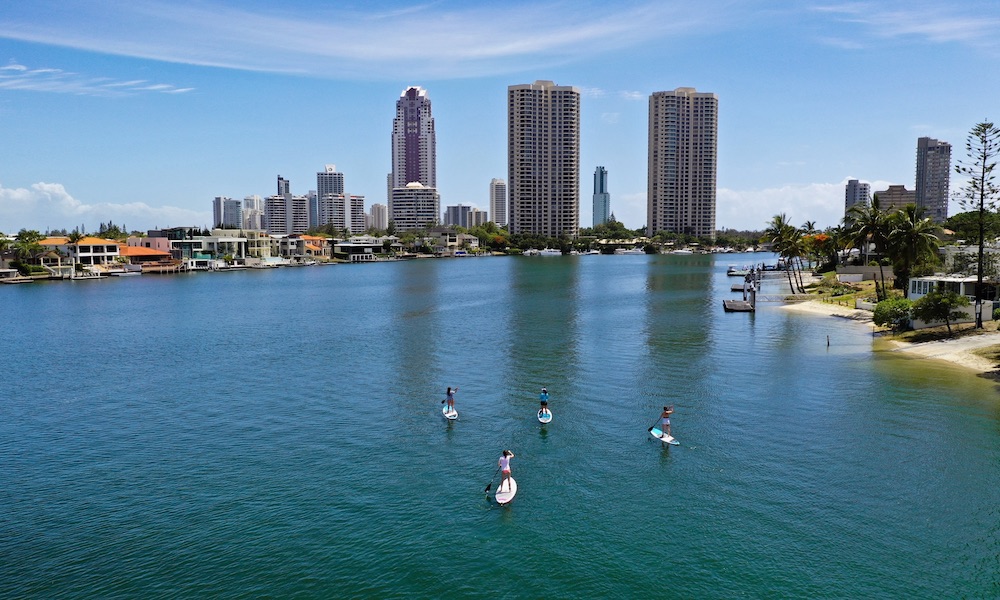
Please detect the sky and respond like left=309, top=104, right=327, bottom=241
left=1, top=0, right=999, bottom=235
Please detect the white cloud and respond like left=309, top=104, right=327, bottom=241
left=0, top=182, right=210, bottom=233
left=0, top=62, right=193, bottom=96
left=0, top=1, right=738, bottom=80
left=716, top=178, right=907, bottom=231
left=619, top=91, right=645, bottom=100
left=600, top=112, right=620, bottom=124
left=813, top=2, right=1000, bottom=50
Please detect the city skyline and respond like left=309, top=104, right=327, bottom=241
left=1, top=1, right=998, bottom=234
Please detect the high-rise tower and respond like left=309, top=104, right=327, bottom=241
left=317, top=165, right=345, bottom=199
left=593, top=167, right=610, bottom=227
left=489, top=178, right=507, bottom=227
left=508, top=80, right=580, bottom=236
left=647, top=87, right=718, bottom=240
left=845, top=179, right=870, bottom=218
left=915, top=137, right=951, bottom=223
left=391, top=86, right=436, bottom=189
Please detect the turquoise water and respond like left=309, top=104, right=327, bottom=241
left=2, top=254, right=998, bottom=598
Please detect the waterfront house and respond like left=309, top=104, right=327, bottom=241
left=907, top=274, right=998, bottom=328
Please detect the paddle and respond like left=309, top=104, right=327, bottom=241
left=484, top=466, right=501, bottom=493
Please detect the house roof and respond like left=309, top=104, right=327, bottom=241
left=40, top=236, right=120, bottom=246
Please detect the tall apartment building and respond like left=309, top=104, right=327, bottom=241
left=391, top=182, right=440, bottom=231
left=508, top=80, right=580, bottom=236
left=845, top=179, right=870, bottom=216
left=915, top=137, right=951, bottom=223
left=874, top=184, right=916, bottom=213
left=391, top=87, right=436, bottom=189
left=349, top=195, right=366, bottom=233
left=266, top=175, right=309, bottom=234
left=243, top=195, right=263, bottom=230
left=593, top=166, right=610, bottom=227
left=317, top=164, right=345, bottom=199
left=489, top=178, right=507, bottom=227
left=213, top=196, right=242, bottom=228
left=370, top=203, right=388, bottom=230
left=390, top=87, right=438, bottom=228
left=470, top=208, right=489, bottom=227
left=444, top=204, right=473, bottom=228
left=316, top=193, right=367, bottom=233
left=647, top=87, right=719, bottom=240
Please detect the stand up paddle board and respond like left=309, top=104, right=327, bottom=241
left=442, top=404, right=458, bottom=420
left=649, top=426, right=679, bottom=445
left=495, top=477, right=517, bottom=505
left=537, top=408, right=552, bottom=423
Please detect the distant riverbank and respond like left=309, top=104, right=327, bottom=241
left=781, top=300, right=1000, bottom=375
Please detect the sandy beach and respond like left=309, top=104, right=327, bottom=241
left=780, top=300, right=1000, bottom=374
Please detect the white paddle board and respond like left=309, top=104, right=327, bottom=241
left=649, top=426, right=679, bottom=445
left=537, top=408, right=552, bottom=423
left=442, top=404, right=458, bottom=420
left=495, top=477, right=517, bottom=505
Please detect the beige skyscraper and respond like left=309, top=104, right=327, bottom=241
left=647, top=87, right=718, bottom=240
left=508, top=80, right=580, bottom=236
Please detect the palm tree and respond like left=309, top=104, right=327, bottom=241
left=764, top=214, right=804, bottom=293
left=848, top=197, right=891, bottom=301
left=13, top=229, right=44, bottom=264
left=887, top=204, right=940, bottom=297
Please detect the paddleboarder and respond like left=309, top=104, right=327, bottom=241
left=539, top=387, right=550, bottom=417
left=498, top=450, right=515, bottom=492
left=659, top=406, right=673, bottom=437
left=445, top=386, right=458, bottom=413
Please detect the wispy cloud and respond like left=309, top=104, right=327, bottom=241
left=0, top=0, right=739, bottom=80
left=0, top=181, right=210, bottom=232
left=0, top=61, right=193, bottom=96
left=619, top=91, right=645, bottom=101
left=813, top=2, right=1000, bottom=51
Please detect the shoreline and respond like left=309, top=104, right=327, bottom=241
left=780, top=300, right=1000, bottom=374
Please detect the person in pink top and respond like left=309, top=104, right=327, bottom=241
left=498, top=450, right=515, bottom=492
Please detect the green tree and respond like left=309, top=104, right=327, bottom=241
left=954, top=121, right=1000, bottom=328
left=848, top=196, right=891, bottom=301
left=943, top=210, right=1000, bottom=244
left=911, top=288, right=970, bottom=335
left=13, top=229, right=43, bottom=261
left=873, top=297, right=913, bottom=333
left=886, top=204, right=940, bottom=297
left=763, top=214, right=805, bottom=293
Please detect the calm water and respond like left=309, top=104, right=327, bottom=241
left=2, top=254, right=998, bottom=598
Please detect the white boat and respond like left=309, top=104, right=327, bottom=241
left=538, top=248, right=562, bottom=256
left=672, top=249, right=694, bottom=255
left=615, top=247, right=645, bottom=255
left=523, top=249, right=539, bottom=256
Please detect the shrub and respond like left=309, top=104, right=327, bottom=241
left=873, top=297, right=913, bottom=333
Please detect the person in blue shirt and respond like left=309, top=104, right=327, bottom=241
left=539, top=387, right=551, bottom=417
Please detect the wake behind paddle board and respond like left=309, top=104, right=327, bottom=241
left=442, top=404, right=458, bottom=420
left=495, top=477, right=517, bottom=505
left=649, top=426, right=679, bottom=445
left=537, top=408, right=552, bottom=423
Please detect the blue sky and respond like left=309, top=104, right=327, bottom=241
left=1, top=0, right=998, bottom=234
